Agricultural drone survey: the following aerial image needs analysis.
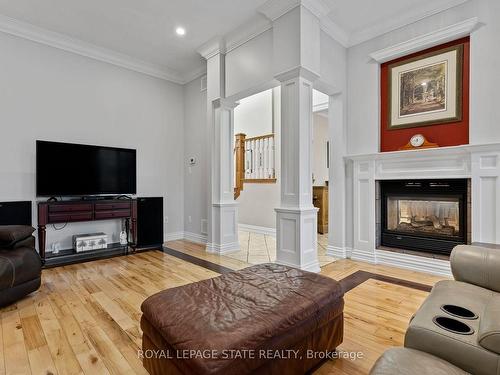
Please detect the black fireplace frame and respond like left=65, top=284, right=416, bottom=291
left=380, top=179, right=468, bottom=255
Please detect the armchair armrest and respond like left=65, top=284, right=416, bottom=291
left=0, top=225, right=35, bottom=249
left=478, top=295, right=500, bottom=354
left=450, top=245, right=500, bottom=293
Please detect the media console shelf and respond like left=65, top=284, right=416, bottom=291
left=38, top=199, right=137, bottom=267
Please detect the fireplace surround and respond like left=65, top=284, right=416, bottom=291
left=380, top=179, right=469, bottom=255
left=334, top=143, right=500, bottom=276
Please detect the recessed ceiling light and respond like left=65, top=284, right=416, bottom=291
left=176, top=27, right=186, bottom=36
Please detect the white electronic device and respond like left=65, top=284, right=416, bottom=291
left=73, top=233, right=108, bottom=252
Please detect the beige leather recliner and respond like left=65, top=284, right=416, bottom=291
left=404, top=245, right=500, bottom=375
left=370, top=347, right=470, bottom=375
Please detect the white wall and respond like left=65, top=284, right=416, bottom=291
left=347, top=0, right=500, bottom=155
left=313, top=113, right=329, bottom=186
left=234, top=89, right=273, bottom=137
left=183, top=76, right=208, bottom=240
left=0, top=32, right=184, bottom=250
left=225, top=30, right=276, bottom=99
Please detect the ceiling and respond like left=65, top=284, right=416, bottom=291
left=0, top=0, right=269, bottom=81
left=326, top=0, right=467, bottom=45
left=0, top=0, right=467, bottom=83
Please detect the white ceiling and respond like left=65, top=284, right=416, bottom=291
left=326, top=0, right=468, bottom=45
left=0, top=0, right=468, bottom=83
left=0, top=0, right=269, bottom=80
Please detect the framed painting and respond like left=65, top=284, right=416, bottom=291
left=387, top=44, right=463, bottom=130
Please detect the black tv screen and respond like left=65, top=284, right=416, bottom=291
left=36, top=141, right=136, bottom=196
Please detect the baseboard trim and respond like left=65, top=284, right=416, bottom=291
left=326, top=245, right=347, bottom=259
left=375, top=249, right=452, bottom=277
left=164, top=232, right=184, bottom=242
left=275, top=258, right=321, bottom=273
left=238, top=224, right=276, bottom=237
left=350, top=248, right=377, bottom=264
left=206, top=241, right=240, bottom=255
left=183, top=231, right=208, bottom=245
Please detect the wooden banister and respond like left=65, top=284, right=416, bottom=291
left=234, top=133, right=246, bottom=199
left=245, top=133, right=274, bottom=142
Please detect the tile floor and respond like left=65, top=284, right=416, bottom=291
left=225, top=230, right=336, bottom=267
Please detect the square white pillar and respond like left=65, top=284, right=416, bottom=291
left=326, top=94, right=348, bottom=259
left=276, top=207, right=319, bottom=272
left=275, top=70, right=320, bottom=272
left=207, top=98, right=240, bottom=254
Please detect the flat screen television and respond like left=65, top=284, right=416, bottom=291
left=36, top=140, right=136, bottom=197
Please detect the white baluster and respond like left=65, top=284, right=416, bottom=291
left=259, top=139, right=266, bottom=178
left=256, top=139, right=262, bottom=178
left=264, top=138, right=271, bottom=178
left=244, top=140, right=250, bottom=177
left=273, top=135, right=276, bottom=178
left=263, top=138, right=268, bottom=178
left=250, top=139, right=258, bottom=178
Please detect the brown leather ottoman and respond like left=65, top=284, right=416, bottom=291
left=140, top=263, right=344, bottom=375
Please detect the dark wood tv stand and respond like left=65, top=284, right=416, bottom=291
left=38, top=198, right=137, bottom=267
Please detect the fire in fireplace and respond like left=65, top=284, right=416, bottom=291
left=380, top=179, right=468, bottom=255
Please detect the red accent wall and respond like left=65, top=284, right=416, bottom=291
left=380, top=37, right=470, bottom=152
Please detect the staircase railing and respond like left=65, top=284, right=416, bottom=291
left=234, top=133, right=276, bottom=199
left=244, top=133, right=276, bottom=181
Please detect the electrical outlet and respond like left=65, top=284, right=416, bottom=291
left=188, top=215, right=192, bottom=223
left=164, top=216, right=169, bottom=223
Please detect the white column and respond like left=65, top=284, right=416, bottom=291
left=198, top=41, right=240, bottom=255
left=327, top=94, right=348, bottom=258
left=207, top=98, right=240, bottom=254
left=275, top=70, right=320, bottom=272
left=471, top=151, right=500, bottom=244
left=262, top=0, right=325, bottom=273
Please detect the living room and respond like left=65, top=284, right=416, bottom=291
left=1, top=0, right=499, bottom=374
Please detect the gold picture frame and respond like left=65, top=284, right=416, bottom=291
left=387, top=44, right=463, bottom=130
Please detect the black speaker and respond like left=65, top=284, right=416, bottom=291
left=0, top=201, right=32, bottom=226
left=137, top=197, right=163, bottom=249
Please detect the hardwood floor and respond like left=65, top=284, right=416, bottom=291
left=0, top=241, right=446, bottom=375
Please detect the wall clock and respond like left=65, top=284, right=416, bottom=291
left=399, top=134, right=439, bottom=150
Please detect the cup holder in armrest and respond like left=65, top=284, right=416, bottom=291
left=433, top=316, right=474, bottom=335
left=441, top=304, right=478, bottom=320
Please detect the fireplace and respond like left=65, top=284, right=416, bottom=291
left=380, top=179, right=469, bottom=255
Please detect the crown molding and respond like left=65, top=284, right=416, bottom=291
left=349, top=0, right=470, bottom=46
left=195, top=17, right=272, bottom=61
left=197, top=37, right=226, bottom=60
left=258, top=0, right=330, bottom=21
left=182, top=65, right=207, bottom=84
left=225, top=17, right=272, bottom=53
left=0, top=14, right=187, bottom=84
left=300, top=0, right=331, bottom=19
left=320, top=17, right=350, bottom=47
left=369, top=17, right=480, bottom=63
left=258, top=0, right=301, bottom=21
left=258, top=0, right=350, bottom=48
left=274, top=66, right=320, bottom=82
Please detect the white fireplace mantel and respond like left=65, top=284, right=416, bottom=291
left=342, top=143, right=500, bottom=276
